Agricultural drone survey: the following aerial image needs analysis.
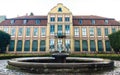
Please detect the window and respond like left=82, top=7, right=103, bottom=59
left=32, top=40, right=38, bottom=51
left=40, top=40, right=46, bottom=51
left=10, top=20, right=15, bottom=24
left=50, top=25, right=55, bottom=35
left=97, top=28, right=101, bottom=36
left=105, top=40, right=111, bottom=51
left=89, top=28, right=94, bottom=36
left=33, top=28, right=38, bottom=36
left=17, top=40, right=22, bottom=51
left=36, top=20, right=40, bottom=24
left=41, top=28, right=46, bottom=36
left=58, top=17, right=62, bottom=22
left=58, top=7, right=62, bottom=12
left=11, top=27, right=16, bottom=36
left=3, top=27, right=9, bottom=33
left=9, top=40, right=15, bottom=51
left=90, top=40, right=96, bottom=51
left=23, top=20, right=27, bottom=24
left=65, top=39, right=70, bottom=51
left=98, top=40, right=103, bottom=52
left=105, top=20, right=108, bottom=24
left=91, top=20, right=95, bottom=24
left=18, top=28, right=23, bottom=36
left=58, top=25, right=62, bottom=34
left=65, top=25, right=70, bottom=35
left=26, top=28, right=30, bottom=36
left=74, top=40, right=80, bottom=51
left=65, top=17, right=70, bottom=22
left=79, top=19, right=82, bottom=25
left=105, top=28, right=109, bottom=36
left=50, top=17, right=55, bottom=22
left=112, top=28, right=116, bottom=33
left=50, top=39, right=54, bottom=50
left=82, top=40, right=88, bottom=51
left=82, top=28, right=87, bottom=36
left=74, top=27, right=79, bottom=36
left=24, top=40, right=30, bottom=51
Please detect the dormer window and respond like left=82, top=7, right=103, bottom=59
left=79, top=19, right=82, bottom=25
left=58, top=7, right=62, bottom=12
left=10, top=20, right=15, bottom=24
left=105, top=20, right=108, bottom=24
left=23, top=20, right=27, bottom=24
left=91, top=20, right=95, bottom=25
left=36, top=20, right=40, bottom=24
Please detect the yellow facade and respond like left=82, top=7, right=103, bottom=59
left=0, top=3, right=119, bottom=53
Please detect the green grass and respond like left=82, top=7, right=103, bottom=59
left=0, top=53, right=120, bottom=60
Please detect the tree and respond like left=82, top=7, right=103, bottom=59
left=30, top=12, right=34, bottom=16
left=0, top=30, right=11, bottom=53
left=108, top=30, right=120, bottom=53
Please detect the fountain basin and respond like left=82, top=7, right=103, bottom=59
left=8, top=57, right=114, bottom=73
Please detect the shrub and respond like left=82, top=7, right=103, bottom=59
left=0, top=30, right=11, bottom=53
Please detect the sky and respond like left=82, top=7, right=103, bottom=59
left=0, top=0, right=120, bottom=20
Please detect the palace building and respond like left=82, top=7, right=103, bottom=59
left=0, top=3, right=120, bottom=53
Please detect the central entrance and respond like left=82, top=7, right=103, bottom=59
left=57, top=39, right=63, bottom=52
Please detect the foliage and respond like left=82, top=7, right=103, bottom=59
left=70, top=53, right=120, bottom=60
left=30, top=12, right=34, bottom=16
left=0, top=53, right=51, bottom=59
left=108, top=30, right=120, bottom=53
left=0, top=53, right=120, bottom=60
left=0, top=30, right=11, bottom=53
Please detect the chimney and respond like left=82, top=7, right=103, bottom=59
left=26, top=13, right=28, bottom=16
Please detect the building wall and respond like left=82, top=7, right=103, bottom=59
left=0, top=4, right=119, bottom=53
left=0, top=26, right=119, bottom=53
left=47, top=3, right=73, bottom=53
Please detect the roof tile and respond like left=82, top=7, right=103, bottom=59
left=0, top=15, right=119, bottom=26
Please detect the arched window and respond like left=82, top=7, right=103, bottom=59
left=58, top=7, right=62, bottom=12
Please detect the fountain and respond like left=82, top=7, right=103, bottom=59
left=7, top=33, right=114, bottom=73
left=8, top=51, right=114, bottom=73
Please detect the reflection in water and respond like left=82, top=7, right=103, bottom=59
left=0, top=60, right=120, bottom=75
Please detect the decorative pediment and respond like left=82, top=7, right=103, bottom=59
left=48, top=3, right=72, bottom=14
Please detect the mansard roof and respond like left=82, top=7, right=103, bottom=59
left=73, top=15, right=114, bottom=20
left=0, top=15, right=119, bottom=26
left=73, top=15, right=120, bottom=26
left=0, top=16, right=47, bottom=26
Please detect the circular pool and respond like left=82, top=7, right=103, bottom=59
left=8, top=57, right=114, bottom=73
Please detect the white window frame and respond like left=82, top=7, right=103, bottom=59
left=41, top=27, right=46, bottom=37
left=11, top=27, right=16, bottom=36
left=89, top=28, right=94, bottom=36
left=82, top=27, right=87, bottom=37
left=74, top=27, right=79, bottom=37
left=3, top=27, right=9, bottom=33
left=33, top=27, right=38, bottom=36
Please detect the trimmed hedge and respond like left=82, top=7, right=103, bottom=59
left=0, top=53, right=51, bottom=59
left=0, top=53, right=120, bottom=60
left=70, top=53, right=120, bottom=60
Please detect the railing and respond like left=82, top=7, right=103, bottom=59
left=55, top=33, right=66, bottom=38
